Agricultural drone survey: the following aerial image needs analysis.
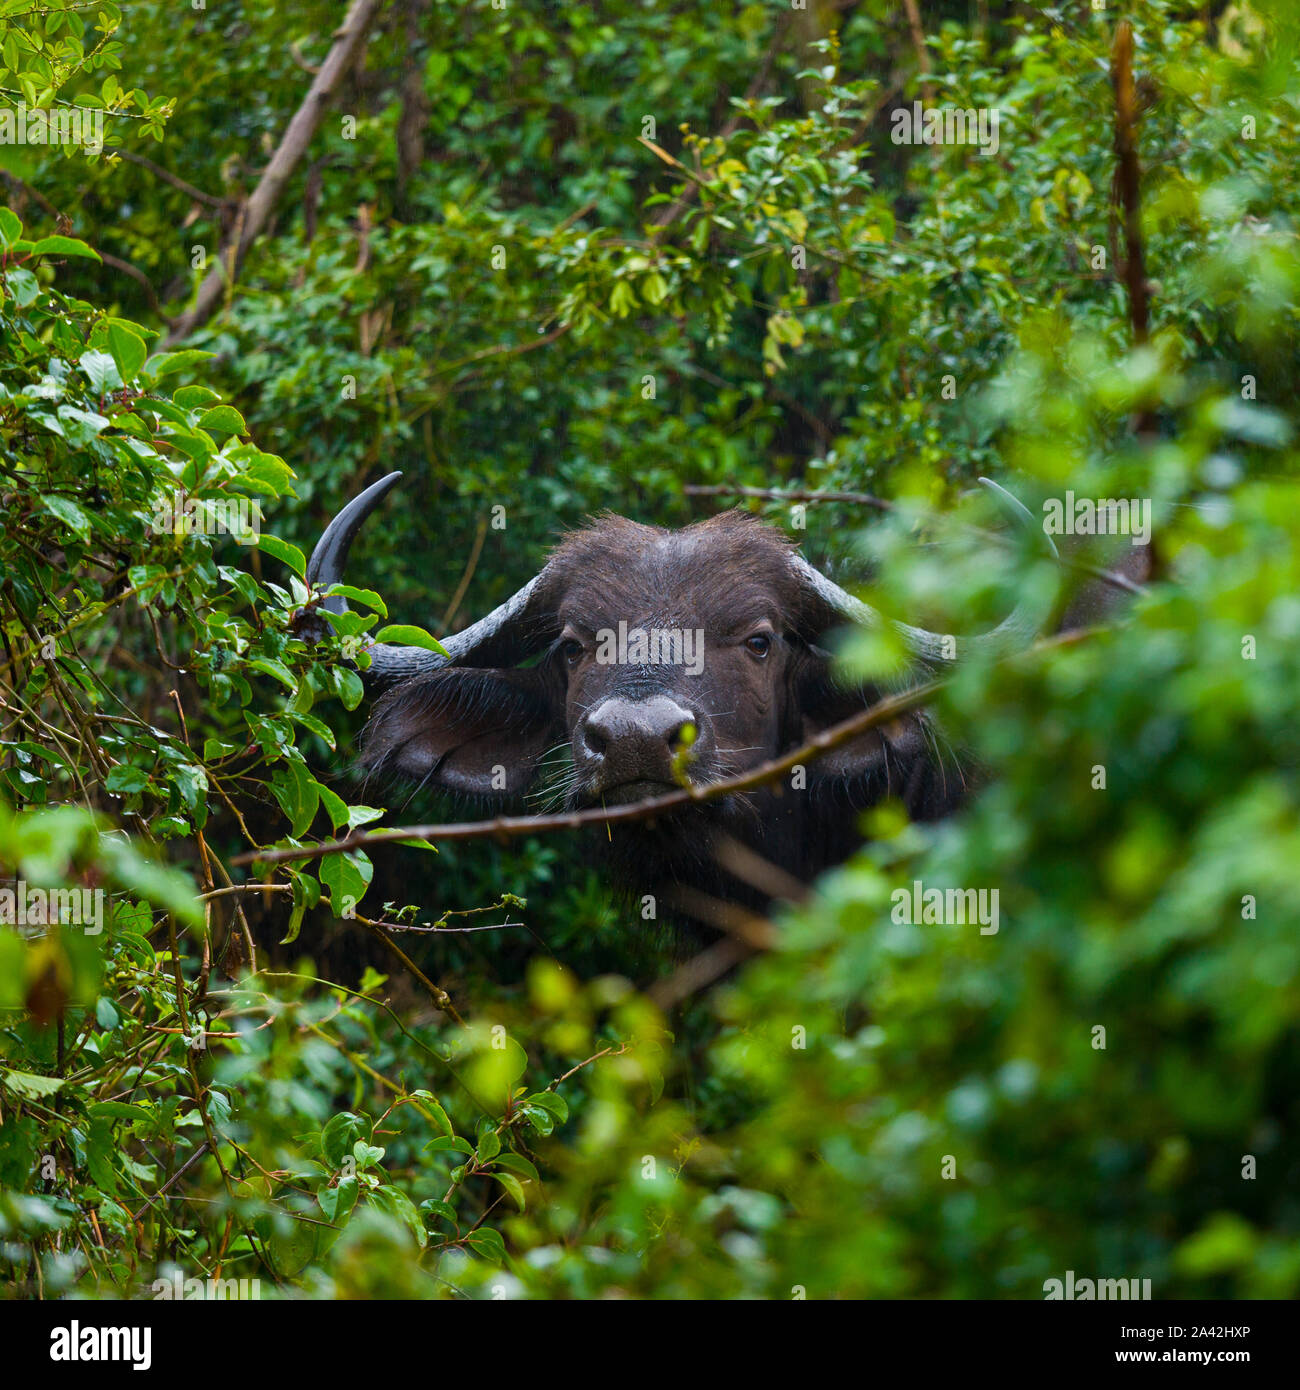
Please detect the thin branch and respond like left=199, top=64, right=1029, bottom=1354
left=252, top=682, right=941, bottom=864
left=360, top=917, right=465, bottom=1026
left=234, top=676, right=946, bottom=869
left=0, top=170, right=61, bottom=221
left=130, top=1141, right=210, bottom=1224
left=1111, top=21, right=1149, bottom=347
left=438, top=514, right=488, bottom=634
left=164, top=0, right=385, bottom=345
left=648, top=935, right=754, bottom=1011
left=900, top=0, right=935, bottom=105
left=101, top=252, right=170, bottom=318
left=104, top=148, right=227, bottom=210
left=234, top=628, right=1102, bottom=872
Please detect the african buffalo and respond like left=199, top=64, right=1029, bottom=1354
left=306, top=473, right=1136, bottom=917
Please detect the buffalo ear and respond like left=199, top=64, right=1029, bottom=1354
left=793, top=645, right=931, bottom=779
left=359, top=666, right=562, bottom=797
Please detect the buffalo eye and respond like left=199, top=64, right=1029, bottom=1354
left=560, top=638, right=584, bottom=667
left=744, top=633, right=772, bottom=659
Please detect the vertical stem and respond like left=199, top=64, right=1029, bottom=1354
left=1112, top=21, right=1150, bottom=346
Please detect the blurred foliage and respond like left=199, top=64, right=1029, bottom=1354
left=0, top=0, right=1298, bottom=1299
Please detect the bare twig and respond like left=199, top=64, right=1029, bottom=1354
left=0, top=171, right=61, bottom=222
left=1111, top=21, right=1149, bottom=347
left=360, top=918, right=465, bottom=1026
left=648, top=936, right=755, bottom=1010
left=131, top=1141, right=210, bottom=1223
left=234, top=628, right=1102, bottom=873
left=164, top=0, right=385, bottom=345
left=101, top=253, right=170, bottom=318
left=104, top=148, right=228, bottom=210
left=900, top=0, right=935, bottom=105
left=234, top=676, right=945, bottom=868
left=438, top=514, right=489, bottom=634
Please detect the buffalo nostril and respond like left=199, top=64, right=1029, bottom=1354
left=585, top=724, right=608, bottom=758
left=666, top=718, right=696, bottom=751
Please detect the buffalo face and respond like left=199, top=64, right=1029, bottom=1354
left=306, top=473, right=1046, bottom=900
left=355, top=512, right=923, bottom=831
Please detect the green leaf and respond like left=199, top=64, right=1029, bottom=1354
left=198, top=404, right=247, bottom=436
left=419, top=1198, right=457, bottom=1226
left=145, top=348, right=217, bottom=381
left=2, top=1068, right=65, bottom=1099
left=321, top=1112, right=367, bottom=1168
left=281, top=897, right=306, bottom=946
left=526, top=1090, right=569, bottom=1123
left=256, top=533, right=306, bottom=577
left=79, top=349, right=122, bottom=394
left=173, top=384, right=222, bottom=411
left=247, top=658, right=297, bottom=690
left=423, top=1136, right=473, bottom=1157
left=283, top=868, right=320, bottom=947
left=269, top=760, right=320, bottom=838
left=30, top=234, right=101, bottom=262
left=96, top=832, right=203, bottom=928
left=316, top=784, right=350, bottom=831
left=421, top=1099, right=454, bottom=1138
left=464, top=1227, right=506, bottom=1262
left=5, top=267, right=39, bottom=306
left=88, top=1101, right=150, bottom=1121
left=332, top=667, right=364, bottom=711
left=319, top=850, right=373, bottom=916
left=325, top=584, right=387, bottom=616
left=522, top=1104, right=554, bottom=1137
left=286, top=710, right=336, bottom=750
left=493, top=1171, right=528, bottom=1211
left=371, top=624, right=449, bottom=656
left=317, top=1174, right=359, bottom=1224
left=105, top=764, right=149, bottom=794
left=57, top=406, right=109, bottom=448
left=369, top=1184, right=427, bottom=1249
left=491, top=1152, right=540, bottom=1182
left=41, top=493, right=94, bottom=540
left=0, top=207, right=22, bottom=247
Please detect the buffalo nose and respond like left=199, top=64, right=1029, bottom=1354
left=578, top=696, right=697, bottom=788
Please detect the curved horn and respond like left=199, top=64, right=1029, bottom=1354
left=790, top=477, right=1055, bottom=664
left=306, top=471, right=553, bottom=689
left=307, top=470, right=405, bottom=617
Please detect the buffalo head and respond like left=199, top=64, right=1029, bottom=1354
left=306, top=473, right=1040, bottom=902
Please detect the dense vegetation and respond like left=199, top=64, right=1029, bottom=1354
left=0, top=0, right=1297, bottom=1298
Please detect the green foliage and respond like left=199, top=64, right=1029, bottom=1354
left=1, top=0, right=1298, bottom=1300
